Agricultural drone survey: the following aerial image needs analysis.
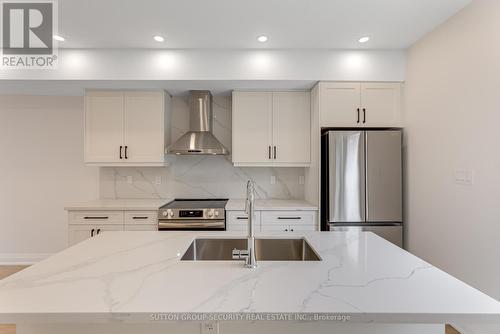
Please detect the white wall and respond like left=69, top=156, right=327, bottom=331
left=0, top=96, right=99, bottom=263
left=405, top=0, right=500, bottom=330
left=0, top=49, right=405, bottom=81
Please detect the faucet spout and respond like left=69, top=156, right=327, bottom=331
left=245, top=180, right=257, bottom=268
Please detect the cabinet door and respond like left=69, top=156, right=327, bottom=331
left=68, top=224, right=123, bottom=247
left=272, top=92, right=311, bottom=165
left=85, top=91, right=124, bottom=162
left=124, top=91, right=165, bottom=163
left=319, top=82, right=361, bottom=127
left=360, top=83, right=402, bottom=127
left=232, top=92, right=273, bottom=164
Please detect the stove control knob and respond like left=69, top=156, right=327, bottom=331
left=208, top=209, right=214, bottom=218
left=214, top=210, right=220, bottom=217
left=168, top=209, right=174, bottom=217
left=162, top=211, right=168, bottom=217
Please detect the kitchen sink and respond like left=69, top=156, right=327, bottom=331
left=180, top=238, right=321, bottom=261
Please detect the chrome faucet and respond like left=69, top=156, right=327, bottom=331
left=232, top=180, right=257, bottom=268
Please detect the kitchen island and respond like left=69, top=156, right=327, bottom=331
left=0, top=231, right=499, bottom=334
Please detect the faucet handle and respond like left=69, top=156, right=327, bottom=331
left=232, top=248, right=249, bottom=260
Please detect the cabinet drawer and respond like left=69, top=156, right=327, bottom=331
left=227, top=211, right=261, bottom=232
left=261, top=211, right=315, bottom=225
left=124, top=225, right=158, bottom=231
left=69, top=211, right=124, bottom=225
left=124, top=211, right=157, bottom=225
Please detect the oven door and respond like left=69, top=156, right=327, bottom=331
left=158, top=219, right=226, bottom=231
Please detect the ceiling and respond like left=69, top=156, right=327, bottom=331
left=57, top=0, right=471, bottom=49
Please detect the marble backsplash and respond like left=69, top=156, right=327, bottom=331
left=99, top=95, right=305, bottom=200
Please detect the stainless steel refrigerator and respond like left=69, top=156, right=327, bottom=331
left=321, top=130, right=403, bottom=247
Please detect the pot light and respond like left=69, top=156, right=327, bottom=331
left=358, top=36, right=370, bottom=43
left=53, top=35, right=65, bottom=42
left=153, top=35, right=165, bottom=42
left=257, top=35, right=268, bottom=43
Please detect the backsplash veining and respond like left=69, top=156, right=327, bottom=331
left=99, top=95, right=305, bottom=200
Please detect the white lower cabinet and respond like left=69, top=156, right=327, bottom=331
left=227, top=210, right=317, bottom=233
left=68, top=224, right=123, bottom=246
left=68, top=210, right=158, bottom=246
left=261, top=211, right=317, bottom=233
left=227, top=211, right=262, bottom=232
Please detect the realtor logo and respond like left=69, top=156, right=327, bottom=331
left=1, top=0, right=58, bottom=68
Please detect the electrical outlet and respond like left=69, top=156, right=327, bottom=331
left=201, top=321, right=219, bottom=334
left=299, top=175, right=305, bottom=185
left=126, top=176, right=133, bottom=184
left=270, top=175, right=276, bottom=185
left=155, top=175, right=162, bottom=185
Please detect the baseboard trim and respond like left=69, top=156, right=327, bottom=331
left=0, top=253, right=53, bottom=265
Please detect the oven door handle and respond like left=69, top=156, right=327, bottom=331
left=158, top=221, right=225, bottom=229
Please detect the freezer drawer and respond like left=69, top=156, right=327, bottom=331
left=329, top=224, right=403, bottom=248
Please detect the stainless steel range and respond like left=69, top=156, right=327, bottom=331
left=158, top=199, right=228, bottom=230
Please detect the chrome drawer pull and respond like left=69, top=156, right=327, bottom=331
left=132, top=216, right=149, bottom=220
left=84, top=216, right=109, bottom=220
left=277, top=217, right=302, bottom=220
left=236, top=217, right=248, bottom=220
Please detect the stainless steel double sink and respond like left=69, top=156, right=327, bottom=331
left=181, top=238, right=321, bottom=262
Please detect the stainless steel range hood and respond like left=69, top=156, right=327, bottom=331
left=167, top=90, right=229, bottom=155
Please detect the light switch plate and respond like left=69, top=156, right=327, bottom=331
left=455, top=170, right=474, bottom=185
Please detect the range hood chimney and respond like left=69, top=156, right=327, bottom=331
left=167, top=90, right=229, bottom=155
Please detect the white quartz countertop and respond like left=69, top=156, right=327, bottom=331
left=226, top=199, right=318, bottom=211
left=64, top=199, right=172, bottom=211
left=0, top=231, right=499, bottom=324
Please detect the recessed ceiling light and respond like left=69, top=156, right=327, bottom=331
left=153, top=35, right=165, bottom=42
left=358, top=36, right=370, bottom=43
left=257, top=35, right=268, bottom=43
left=53, top=35, right=65, bottom=42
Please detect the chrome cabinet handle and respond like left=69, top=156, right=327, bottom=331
left=356, top=108, right=360, bottom=123
left=236, top=217, right=248, bottom=220
left=363, top=108, right=366, bottom=124
left=90, top=229, right=95, bottom=237
left=119, top=146, right=123, bottom=159
left=96, top=229, right=101, bottom=235
left=132, top=216, right=148, bottom=220
left=268, top=146, right=271, bottom=159
left=277, top=217, right=302, bottom=220
left=124, top=146, right=128, bottom=159
left=84, top=216, right=109, bottom=220
left=273, top=146, right=277, bottom=159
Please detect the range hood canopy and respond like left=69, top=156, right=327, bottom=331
left=167, top=90, right=229, bottom=155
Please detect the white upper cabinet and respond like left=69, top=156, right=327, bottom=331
left=85, top=90, right=171, bottom=166
left=123, top=91, right=166, bottom=163
left=232, top=91, right=311, bottom=167
left=232, top=92, right=273, bottom=164
left=319, top=82, right=402, bottom=127
left=273, top=92, right=311, bottom=164
left=320, top=82, right=361, bottom=126
left=360, top=83, right=401, bottom=127
left=85, top=91, right=124, bottom=163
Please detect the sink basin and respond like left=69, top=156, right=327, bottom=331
left=181, top=238, right=321, bottom=261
